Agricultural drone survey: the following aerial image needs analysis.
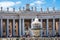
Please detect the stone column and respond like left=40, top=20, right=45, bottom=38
left=30, top=19, right=34, bottom=36
left=7, top=19, right=9, bottom=37
left=22, top=19, right=25, bottom=35
left=19, top=18, right=21, bottom=36
left=21, top=19, right=25, bottom=36
left=31, top=19, right=33, bottom=28
left=1, top=19, right=3, bottom=37
left=58, top=19, right=60, bottom=35
left=52, top=18, right=55, bottom=36
left=46, top=19, right=49, bottom=36
left=13, top=19, right=15, bottom=36
left=41, top=19, right=43, bottom=37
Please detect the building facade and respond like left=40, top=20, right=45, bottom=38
left=0, top=4, right=60, bottom=37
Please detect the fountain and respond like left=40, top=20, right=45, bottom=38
left=29, top=17, right=42, bottom=37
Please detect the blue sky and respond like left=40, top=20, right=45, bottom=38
left=0, top=0, right=60, bottom=11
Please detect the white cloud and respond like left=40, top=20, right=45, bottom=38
left=30, top=0, right=45, bottom=6
left=0, top=1, right=15, bottom=7
left=30, top=0, right=46, bottom=11
left=15, top=1, right=21, bottom=4
left=0, top=1, right=21, bottom=8
left=35, top=1, right=45, bottom=5
left=0, top=1, right=21, bottom=11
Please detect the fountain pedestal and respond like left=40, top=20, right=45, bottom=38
left=30, top=17, right=42, bottom=37
left=31, top=29, right=41, bottom=37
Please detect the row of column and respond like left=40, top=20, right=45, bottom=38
left=0, top=19, right=21, bottom=37
left=59, top=19, right=60, bottom=35
left=42, top=18, right=57, bottom=36
left=0, top=18, right=60, bottom=37
left=0, top=18, right=42, bottom=37
left=42, top=19, right=55, bottom=36
left=31, top=18, right=56, bottom=37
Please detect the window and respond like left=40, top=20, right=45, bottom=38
left=9, top=26, right=10, bottom=28
left=15, top=30, right=16, bottom=32
left=15, top=26, right=16, bottom=28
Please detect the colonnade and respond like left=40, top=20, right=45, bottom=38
left=0, top=18, right=60, bottom=37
